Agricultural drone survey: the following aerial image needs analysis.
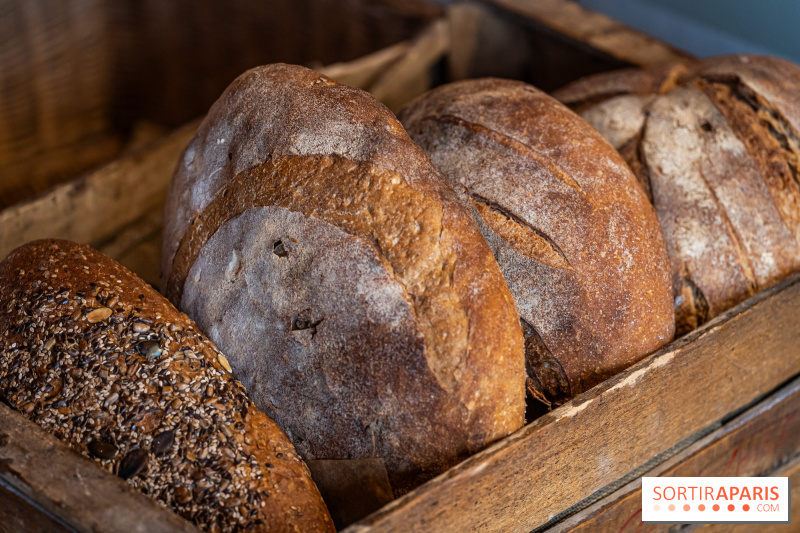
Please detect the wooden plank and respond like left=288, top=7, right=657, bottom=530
left=369, top=17, right=450, bottom=112
left=345, top=272, right=800, bottom=533
left=96, top=209, right=165, bottom=288
left=0, top=403, right=198, bottom=533
left=317, top=40, right=410, bottom=90
left=487, top=0, right=695, bottom=69
left=549, top=376, right=800, bottom=532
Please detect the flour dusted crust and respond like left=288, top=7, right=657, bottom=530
left=556, top=55, right=800, bottom=335
left=162, top=64, right=525, bottom=493
left=399, top=78, right=675, bottom=402
left=0, top=240, right=334, bottom=533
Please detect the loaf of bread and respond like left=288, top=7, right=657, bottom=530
left=160, top=64, right=526, bottom=493
left=555, top=55, right=800, bottom=335
left=399, top=78, right=675, bottom=403
left=0, top=240, right=334, bottom=533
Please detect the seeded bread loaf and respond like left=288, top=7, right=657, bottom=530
left=0, top=239, right=334, bottom=533
left=555, top=55, right=800, bottom=335
left=399, top=78, right=675, bottom=404
left=160, top=64, right=526, bottom=493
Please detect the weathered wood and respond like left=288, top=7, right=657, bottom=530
left=369, top=17, right=450, bottom=112
left=0, top=403, right=198, bottom=533
left=345, top=272, right=800, bottom=533
left=317, top=41, right=410, bottom=90
left=97, top=209, right=165, bottom=287
left=549, top=376, right=800, bottom=532
left=487, top=0, right=695, bottom=69
left=0, top=484, right=71, bottom=533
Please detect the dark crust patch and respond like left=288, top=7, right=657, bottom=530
left=0, top=240, right=334, bottom=533
left=520, top=319, right=571, bottom=407
left=674, top=275, right=711, bottom=337
left=698, top=75, right=800, bottom=241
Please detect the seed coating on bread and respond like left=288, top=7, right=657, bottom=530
left=161, top=64, right=526, bottom=493
left=400, top=78, right=675, bottom=402
left=0, top=240, right=334, bottom=533
left=555, top=55, right=800, bottom=335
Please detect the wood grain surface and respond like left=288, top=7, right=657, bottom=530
left=696, top=457, right=800, bottom=532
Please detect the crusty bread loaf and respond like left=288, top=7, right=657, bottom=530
left=160, top=64, right=525, bottom=493
left=555, top=55, right=800, bottom=335
left=399, top=78, right=675, bottom=403
left=0, top=240, right=334, bottom=533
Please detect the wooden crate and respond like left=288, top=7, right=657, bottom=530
left=1, top=1, right=797, bottom=532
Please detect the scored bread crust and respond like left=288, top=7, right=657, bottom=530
left=399, top=78, right=675, bottom=401
left=555, top=55, right=800, bottom=335
left=161, top=64, right=525, bottom=493
left=0, top=240, right=334, bottom=533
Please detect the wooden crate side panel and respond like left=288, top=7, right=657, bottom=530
left=443, top=0, right=697, bottom=95
left=346, top=273, right=800, bottom=533
left=550, top=377, right=800, bottom=532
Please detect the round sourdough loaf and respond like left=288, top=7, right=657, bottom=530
left=399, top=78, right=675, bottom=404
left=555, top=55, right=800, bottom=335
left=160, top=64, right=525, bottom=493
left=0, top=240, right=334, bottom=533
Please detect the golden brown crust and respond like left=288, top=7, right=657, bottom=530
left=162, top=65, right=526, bottom=493
left=400, top=78, right=675, bottom=399
left=556, top=55, right=800, bottom=336
left=0, top=240, right=334, bottom=533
